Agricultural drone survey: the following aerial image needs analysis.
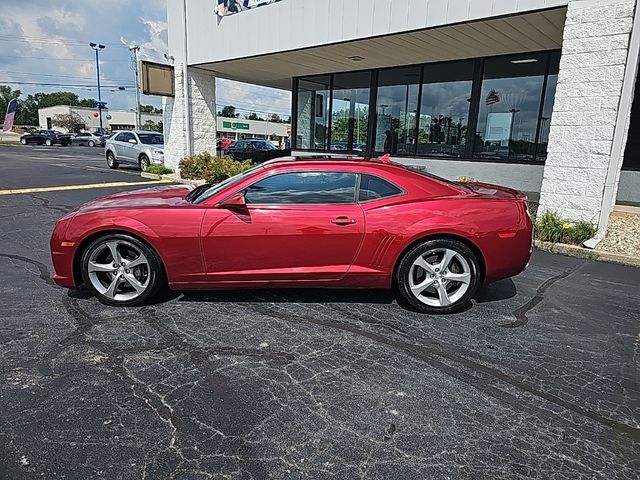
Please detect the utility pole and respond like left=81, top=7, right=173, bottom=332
left=129, top=45, right=142, bottom=130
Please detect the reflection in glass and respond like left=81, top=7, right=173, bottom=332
left=535, top=52, right=560, bottom=161
left=331, top=72, right=370, bottom=151
left=296, top=76, right=330, bottom=149
left=245, top=172, right=358, bottom=204
left=474, top=54, right=547, bottom=162
left=375, top=67, right=421, bottom=154
left=417, top=61, right=473, bottom=157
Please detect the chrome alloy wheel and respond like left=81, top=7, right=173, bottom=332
left=87, top=240, right=150, bottom=302
left=408, top=248, right=472, bottom=307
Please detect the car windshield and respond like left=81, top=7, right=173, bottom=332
left=258, top=142, right=277, bottom=150
left=138, top=133, right=163, bottom=145
left=191, top=164, right=263, bottom=204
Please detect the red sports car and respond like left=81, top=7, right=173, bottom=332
left=50, top=157, right=532, bottom=313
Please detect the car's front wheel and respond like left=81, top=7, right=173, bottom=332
left=139, top=154, right=150, bottom=171
left=45, top=139, right=52, bottom=146
left=396, top=238, right=480, bottom=314
left=88, top=140, right=95, bottom=147
left=80, top=234, right=165, bottom=306
left=20, top=138, right=26, bottom=145
left=106, top=151, right=119, bottom=169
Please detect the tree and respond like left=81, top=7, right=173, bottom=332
left=218, top=105, right=239, bottom=118
left=247, top=112, right=264, bottom=121
left=140, top=104, right=154, bottom=113
left=52, top=112, right=85, bottom=133
left=143, top=120, right=163, bottom=133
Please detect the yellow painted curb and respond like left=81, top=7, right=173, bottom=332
left=0, top=180, right=172, bottom=196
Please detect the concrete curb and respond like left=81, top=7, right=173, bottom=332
left=534, top=240, right=640, bottom=268
left=141, top=172, right=206, bottom=186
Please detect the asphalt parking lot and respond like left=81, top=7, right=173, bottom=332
left=0, top=144, right=638, bottom=479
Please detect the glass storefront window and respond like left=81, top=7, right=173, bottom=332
left=417, top=60, right=473, bottom=157
left=331, top=72, right=370, bottom=152
left=295, top=75, right=330, bottom=149
left=473, top=53, right=547, bottom=162
left=375, top=66, right=421, bottom=154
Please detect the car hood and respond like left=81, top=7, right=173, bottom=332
left=75, top=185, right=192, bottom=212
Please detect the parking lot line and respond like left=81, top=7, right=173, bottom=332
left=0, top=180, right=172, bottom=196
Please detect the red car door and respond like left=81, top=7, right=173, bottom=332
left=200, top=171, right=365, bottom=284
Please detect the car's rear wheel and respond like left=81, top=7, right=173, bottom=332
left=106, top=151, right=119, bottom=169
left=20, top=138, right=26, bottom=145
left=396, top=238, right=480, bottom=314
left=88, top=140, right=95, bottom=147
left=139, top=154, right=150, bottom=171
left=45, top=139, right=52, bottom=146
left=80, top=234, right=164, bottom=306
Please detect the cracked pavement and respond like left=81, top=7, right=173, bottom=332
left=0, top=146, right=639, bottom=479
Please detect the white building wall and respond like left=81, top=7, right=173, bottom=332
left=178, top=0, right=569, bottom=66
left=538, top=0, right=637, bottom=221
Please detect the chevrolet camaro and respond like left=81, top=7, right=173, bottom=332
left=50, top=157, right=532, bottom=313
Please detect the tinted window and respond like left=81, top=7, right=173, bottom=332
left=245, top=172, right=357, bottom=204
left=138, top=133, right=163, bottom=145
left=359, top=174, right=403, bottom=201
left=115, top=132, right=127, bottom=142
left=296, top=75, right=330, bottom=149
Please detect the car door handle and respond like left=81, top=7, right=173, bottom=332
left=331, top=216, right=356, bottom=226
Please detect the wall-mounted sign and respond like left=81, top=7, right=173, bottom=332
left=223, top=121, right=250, bottom=130
left=141, top=61, right=175, bottom=97
left=215, top=0, right=283, bottom=18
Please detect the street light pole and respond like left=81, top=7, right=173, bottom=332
left=89, top=42, right=106, bottom=132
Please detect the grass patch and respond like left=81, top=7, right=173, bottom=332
left=144, top=165, right=174, bottom=175
left=179, top=152, right=253, bottom=183
left=534, top=211, right=597, bottom=245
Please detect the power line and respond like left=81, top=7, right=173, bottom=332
left=0, top=55, right=131, bottom=63
left=0, top=70, right=133, bottom=83
left=0, top=80, right=135, bottom=88
left=0, top=35, right=129, bottom=48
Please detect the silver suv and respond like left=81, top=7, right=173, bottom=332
left=105, top=130, right=164, bottom=170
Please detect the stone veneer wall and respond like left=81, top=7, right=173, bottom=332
left=163, top=64, right=217, bottom=172
left=538, top=0, right=637, bottom=221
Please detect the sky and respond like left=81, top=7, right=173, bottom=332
left=0, top=0, right=291, bottom=116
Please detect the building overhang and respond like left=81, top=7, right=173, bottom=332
left=193, top=8, right=566, bottom=90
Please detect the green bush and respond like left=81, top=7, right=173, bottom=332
left=179, top=152, right=254, bottom=183
left=144, top=164, right=174, bottom=175
left=534, top=211, right=597, bottom=245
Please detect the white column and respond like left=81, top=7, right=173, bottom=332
left=163, top=64, right=217, bottom=172
left=538, top=0, right=637, bottom=222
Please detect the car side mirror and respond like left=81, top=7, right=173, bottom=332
left=128, top=138, right=137, bottom=144
left=219, top=191, right=246, bottom=208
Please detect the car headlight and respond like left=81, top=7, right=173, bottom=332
left=151, top=149, right=164, bottom=157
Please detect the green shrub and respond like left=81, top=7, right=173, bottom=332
left=179, top=152, right=253, bottom=183
left=534, top=211, right=597, bottom=245
left=144, top=164, right=174, bottom=175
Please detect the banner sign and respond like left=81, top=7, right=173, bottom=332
left=2, top=99, right=17, bottom=132
left=216, top=0, right=282, bottom=17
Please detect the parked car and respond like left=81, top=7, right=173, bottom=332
left=224, top=138, right=281, bottom=161
left=72, top=132, right=105, bottom=147
left=104, top=130, right=164, bottom=170
left=50, top=156, right=533, bottom=312
left=217, top=138, right=233, bottom=150
left=20, top=130, right=71, bottom=146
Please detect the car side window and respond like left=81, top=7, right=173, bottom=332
left=359, top=174, right=403, bottom=202
left=114, top=133, right=126, bottom=142
left=121, top=132, right=135, bottom=143
left=245, top=172, right=358, bottom=205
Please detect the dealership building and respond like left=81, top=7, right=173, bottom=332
left=164, top=0, right=640, bottom=241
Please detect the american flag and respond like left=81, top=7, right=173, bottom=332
left=3, top=99, right=17, bottom=133
left=485, top=89, right=500, bottom=106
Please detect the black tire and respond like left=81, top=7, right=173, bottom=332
left=45, top=139, right=52, bottom=146
left=88, top=140, right=95, bottom=147
left=106, top=151, right=119, bottom=169
left=396, top=238, right=480, bottom=314
left=20, top=138, right=26, bottom=145
left=80, top=233, right=165, bottom=307
left=139, top=154, right=150, bottom=171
